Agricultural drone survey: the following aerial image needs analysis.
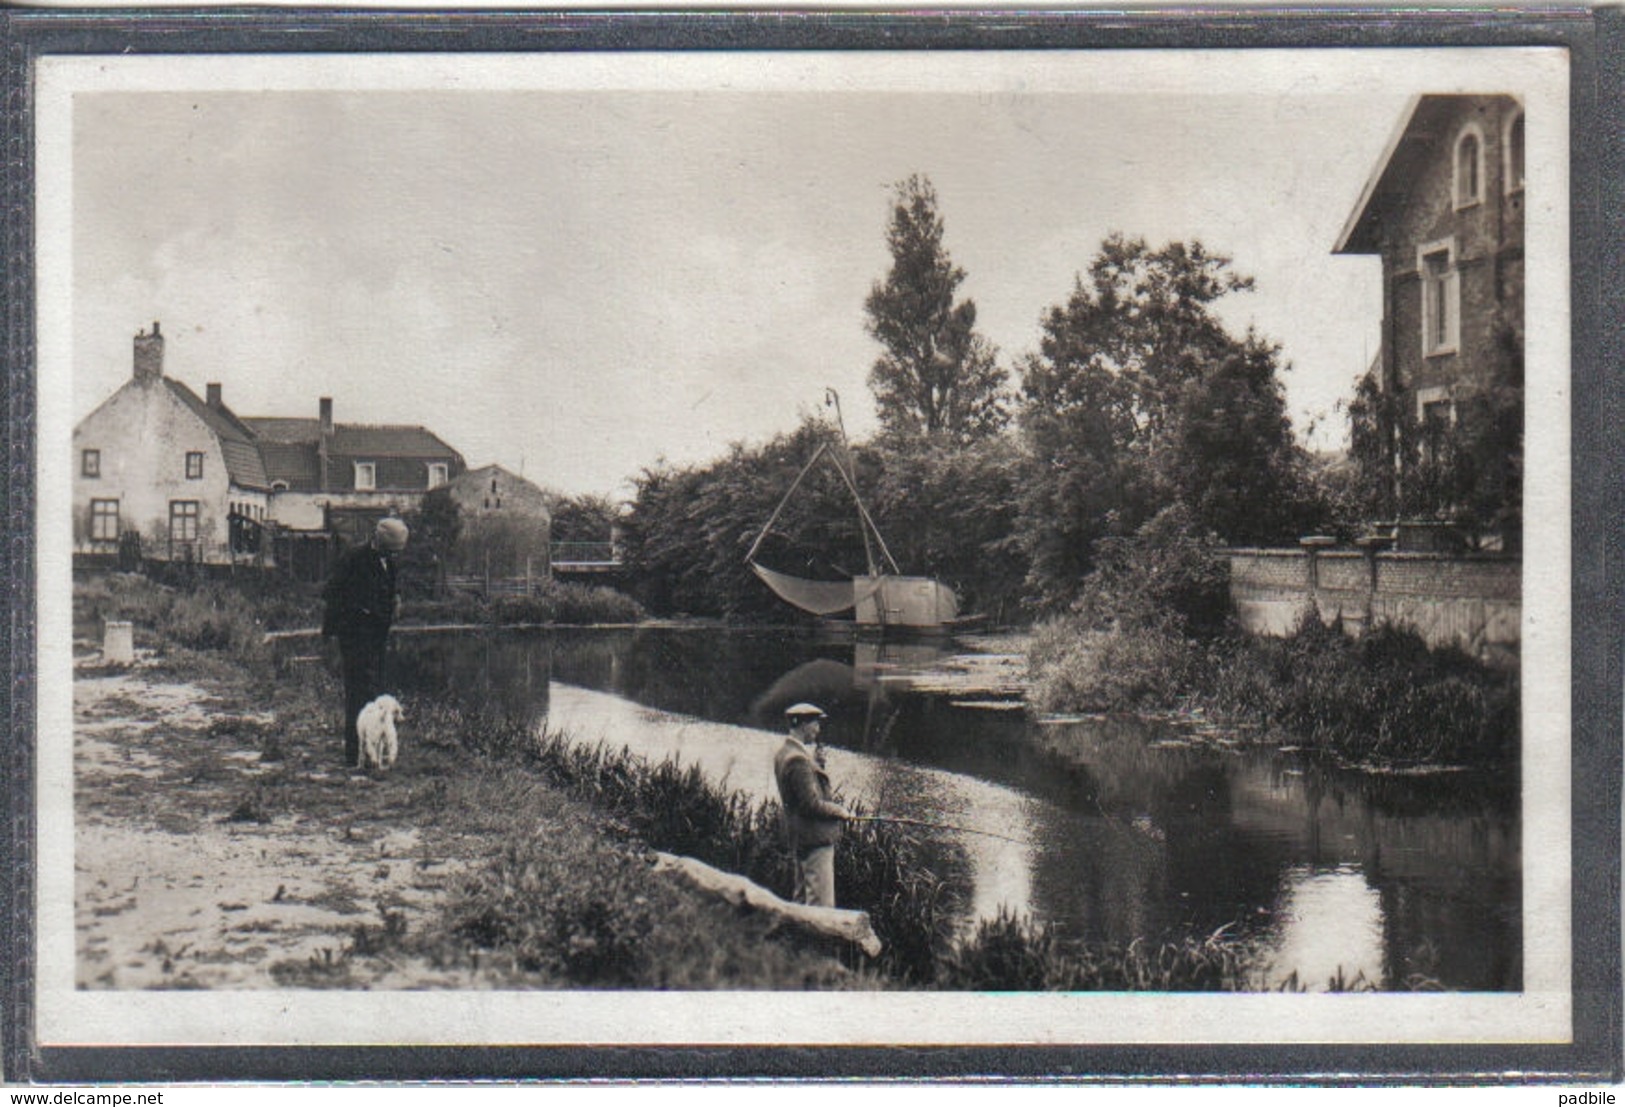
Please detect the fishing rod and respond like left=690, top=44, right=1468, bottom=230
left=848, top=813, right=1027, bottom=846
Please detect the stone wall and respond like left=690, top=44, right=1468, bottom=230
left=1226, top=547, right=1520, bottom=668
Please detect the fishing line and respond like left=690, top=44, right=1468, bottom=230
left=848, top=813, right=1028, bottom=846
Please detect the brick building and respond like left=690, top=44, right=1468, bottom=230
left=1334, top=93, right=1524, bottom=546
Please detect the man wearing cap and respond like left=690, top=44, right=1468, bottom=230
left=773, top=703, right=851, bottom=908
left=322, top=517, right=409, bottom=769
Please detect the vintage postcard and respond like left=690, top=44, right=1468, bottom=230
left=19, top=27, right=1593, bottom=1075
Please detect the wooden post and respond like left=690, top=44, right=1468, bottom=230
left=525, top=555, right=533, bottom=597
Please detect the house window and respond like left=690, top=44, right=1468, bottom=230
left=81, top=449, right=101, bottom=478
left=90, top=499, right=119, bottom=543
left=1454, top=126, right=1485, bottom=209
left=354, top=462, right=377, bottom=491
left=1418, top=240, right=1460, bottom=357
left=428, top=463, right=449, bottom=489
left=185, top=452, right=204, bottom=479
left=1419, top=396, right=1454, bottom=468
left=1505, top=110, right=1525, bottom=194
left=169, top=500, right=200, bottom=543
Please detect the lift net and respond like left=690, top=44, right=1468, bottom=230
left=748, top=562, right=883, bottom=617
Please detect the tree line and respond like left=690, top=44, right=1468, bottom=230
left=615, top=174, right=1519, bottom=624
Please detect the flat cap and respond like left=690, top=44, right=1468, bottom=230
left=784, top=702, right=827, bottom=719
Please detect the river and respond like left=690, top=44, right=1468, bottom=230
left=383, top=624, right=1521, bottom=992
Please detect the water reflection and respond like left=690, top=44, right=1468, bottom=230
left=1259, top=866, right=1385, bottom=991
left=383, top=627, right=1520, bottom=991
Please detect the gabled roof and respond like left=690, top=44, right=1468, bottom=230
left=1333, top=95, right=1437, bottom=256
left=163, top=379, right=270, bottom=490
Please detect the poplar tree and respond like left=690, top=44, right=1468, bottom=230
left=863, top=175, right=1008, bottom=443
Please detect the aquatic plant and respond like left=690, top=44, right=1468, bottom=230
left=938, top=910, right=1267, bottom=992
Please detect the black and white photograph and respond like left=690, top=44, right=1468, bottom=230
left=17, top=26, right=1600, bottom=1076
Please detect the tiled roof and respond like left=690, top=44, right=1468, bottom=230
left=241, top=417, right=320, bottom=444
left=331, top=425, right=461, bottom=460
left=256, top=441, right=322, bottom=490
left=164, top=379, right=270, bottom=490
left=240, top=417, right=462, bottom=460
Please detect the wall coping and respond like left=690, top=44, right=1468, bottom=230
left=1224, top=547, right=1519, bottom=565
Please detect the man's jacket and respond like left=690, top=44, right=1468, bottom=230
left=321, top=542, right=399, bottom=640
left=774, top=736, right=847, bottom=849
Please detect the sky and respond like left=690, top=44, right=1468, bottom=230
left=63, top=55, right=1446, bottom=498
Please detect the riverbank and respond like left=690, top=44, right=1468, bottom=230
left=73, top=643, right=878, bottom=990
left=1028, top=612, right=1518, bottom=770
left=76, top=572, right=1475, bottom=992
left=73, top=574, right=1314, bottom=991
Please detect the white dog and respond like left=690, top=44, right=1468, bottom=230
left=356, top=694, right=404, bottom=771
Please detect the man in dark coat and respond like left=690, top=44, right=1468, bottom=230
left=322, top=517, right=409, bottom=768
left=773, top=702, right=851, bottom=907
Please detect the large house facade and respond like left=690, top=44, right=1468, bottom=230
left=1334, top=93, right=1525, bottom=546
left=73, top=323, right=465, bottom=578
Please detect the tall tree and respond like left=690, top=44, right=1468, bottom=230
left=1017, top=235, right=1317, bottom=608
left=864, top=175, right=1008, bottom=443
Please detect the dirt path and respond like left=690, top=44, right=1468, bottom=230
left=74, top=658, right=478, bottom=990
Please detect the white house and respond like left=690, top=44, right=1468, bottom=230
left=73, top=323, right=465, bottom=576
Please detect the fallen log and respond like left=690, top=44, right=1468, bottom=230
left=648, top=851, right=883, bottom=958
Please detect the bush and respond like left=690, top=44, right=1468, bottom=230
left=73, top=574, right=273, bottom=665
left=1069, top=505, right=1232, bottom=638
left=1202, top=614, right=1518, bottom=767
left=493, top=582, right=645, bottom=626
left=1028, top=621, right=1202, bottom=714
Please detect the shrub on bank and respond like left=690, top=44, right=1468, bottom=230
left=74, top=573, right=273, bottom=665
left=1027, top=620, right=1202, bottom=714
left=403, top=581, right=645, bottom=628
left=489, top=582, right=646, bottom=626
left=1030, top=608, right=1518, bottom=768
left=1203, top=615, right=1518, bottom=766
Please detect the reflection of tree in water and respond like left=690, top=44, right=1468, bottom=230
left=553, top=628, right=836, bottom=727
left=390, top=632, right=553, bottom=729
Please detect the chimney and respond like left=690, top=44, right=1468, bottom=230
left=206, top=382, right=222, bottom=409
left=317, top=397, right=333, bottom=492
left=133, top=321, right=164, bottom=383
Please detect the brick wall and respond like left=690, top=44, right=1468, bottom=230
left=1226, top=548, right=1520, bottom=667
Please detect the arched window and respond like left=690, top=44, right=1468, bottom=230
left=1454, top=125, right=1485, bottom=209
left=1504, top=109, right=1525, bottom=194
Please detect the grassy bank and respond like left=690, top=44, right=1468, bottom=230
left=1029, top=610, right=1518, bottom=768
left=75, top=569, right=647, bottom=644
